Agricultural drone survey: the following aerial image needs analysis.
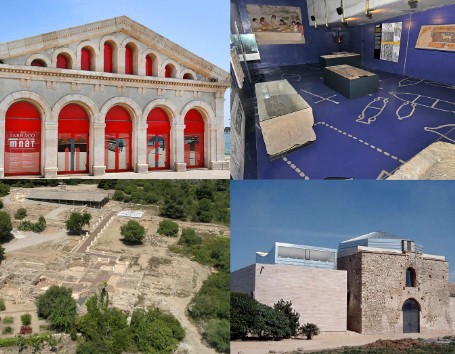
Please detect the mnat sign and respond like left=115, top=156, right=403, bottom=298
left=8, top=133, right=38, bottom=149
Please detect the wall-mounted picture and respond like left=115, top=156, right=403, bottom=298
left=416, top=24, right=455, bottom=52
left=380, top=22, right=402, bottom=62
left=246, top=4, right=305, bottom=45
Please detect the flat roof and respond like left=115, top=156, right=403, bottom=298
left=27, top=190, right=108, bottom=203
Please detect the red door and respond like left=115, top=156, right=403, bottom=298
left=147, top=108, right=170, bottom=170
left=58, top=104, right=89, bottom=174
left=105, top=106, right=132, bottom=172
left=184, top=109, right=204, bottom=168
left=5, top=102, right=41, bottom=176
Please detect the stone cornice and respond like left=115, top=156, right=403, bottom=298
left=0, top=64, right=229, bottom=92
left=0, top=16, right=229, bottom=82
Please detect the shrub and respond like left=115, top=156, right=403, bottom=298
left=21, top=313, right=32, bottom=326
left=3, top=316, right=14, bottom=324
left=0, top=298, right=5, bottom=311
left=0, top=211, right=12, bottom=242
left=0, top=184, right=10, bottom=197
left=0, top=337, right=17, bottom=347
left=179, top=228, right=202, bottom=246
left=18, top=218, right=46, bottom=233
left=20, top=325, right=32, bottom=335
left=203, top=319, right=229, bottom=353
left=0, top=200, right=3, bottom=209
left=120, top=220, right=145, bottom=244
left=14, top=208, right=27, bottom=220
left=299, top=323, right=320, bottom=339
left=274, top=299, right=300, bottom=337
left=2, top=326, right=12, bottom=334
left=112, top=190, right=124, bottom=201
left=157, top=220, right=179, bottom=237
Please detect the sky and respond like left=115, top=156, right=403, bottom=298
left=0, top=0, right=230, bottom=126
left=231, top=180, right=455, bottom=282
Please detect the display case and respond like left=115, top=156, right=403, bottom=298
left=319, top=52, right=361, bottom=67
left=255, top=79, right=316, bottom=159
left=323, top=65, right=379, bottom=99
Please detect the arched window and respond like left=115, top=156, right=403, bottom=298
left=31, top=59, right=46, bottom=67
left=145, top=55, right=153, bottom=76
left=183, top=73, right=194, bottom=80
left=56, top=54, right=70, bottom=69
left=5, top=101, right=42, bottom=176
left=406, top=268, right=416, bottom=287
left=104, top=43, right=113, bottom=73
left=58, top=104, right=90, bottom=174
left=81, top=47, right=92, bottom=71
left=125, top=43, right=138, bottom=75
left=165, top=64, right=176, bottom=78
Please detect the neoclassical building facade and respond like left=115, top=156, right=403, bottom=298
left=0, top=16, right=229, bottom=177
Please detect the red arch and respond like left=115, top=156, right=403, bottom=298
left=165, top=64, right=172, bottom=78
left=5, top=102, right=42, bottom=176
left=146, top=55, right=153, bottom=76
left=147, top=108, right=170, bottom=170
left=105, top=106, right=132, bottom=172
left=184, top=109, right=204, bottom=168
left=58, top=104, right=90, bottom=174
left=125, top=45, right=133, bottom=75
left=56, top=54, right=69, bottom=69
left=104, top=43, right=113, bottom=73
left=31, top=59, right=46, bottom=67
left=81, top=48, right=92, bottom=71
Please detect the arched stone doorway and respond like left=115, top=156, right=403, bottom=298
left=105, top=106, right=132, bottom=172
left=184, top=109, right=205, bottom=168
left=402, top=298, right=420, bottom=333
left=146, top=108, right=170, bottom=170
left=58, top=104, right=90, bottom=174
left=4, top=101, right=42, bottom=176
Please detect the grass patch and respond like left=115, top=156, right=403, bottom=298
left=2, top=316, right=14, bottom=324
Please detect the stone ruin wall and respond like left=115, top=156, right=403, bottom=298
left=340, top=251, right=452, bottom=334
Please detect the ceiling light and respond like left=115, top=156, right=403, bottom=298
left=408, top=0, right=418, bottom=9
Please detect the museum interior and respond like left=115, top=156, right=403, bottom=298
left=230, top=0, right=455, bottom=180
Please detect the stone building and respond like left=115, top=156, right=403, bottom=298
left=231, top=243, right=347, bottom=332
left=0, top=16, right=229, bottom=177
left=338, top=231, right=452, bottom=334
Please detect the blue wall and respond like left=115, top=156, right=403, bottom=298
left=236, top=0, right=353, bottom=69
left=350, top=4, right=455, bottom=85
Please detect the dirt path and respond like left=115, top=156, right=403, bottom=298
left=230, top=331, right=455, bottom=354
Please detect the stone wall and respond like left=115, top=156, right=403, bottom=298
left=338, top=249, right=452, bottom=334
left=232, top=263, right=347, bottom=332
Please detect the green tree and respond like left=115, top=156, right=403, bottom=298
left=157, top=220, right=179, bottom=237
left=36, top=286, right=77, bottom=333
left=14, top=208, right=27, bottom=220
left=130, top=308, right=184, bottom=353
left=179, top=228, right=202, bottom=246
left=274, top=299, right=300, bottom=337
left=76, top=289, right=133, bottom=354
left=194, top=199, right=213, bottom=223
left=120, top=220, right=145, bottom=244
left=0, top=200, right=3, bottom=209
left=0, top=211, right=12, bottom=242
left=160, top=191, right=185, bottom=220
left=65, top=212, right=91, bottom=235
left=299, top=323, right=320, bottom=339
left=112, top=190, right=124, bottom=201
left=20, top=313, right=32, bottom=326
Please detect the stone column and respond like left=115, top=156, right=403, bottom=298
left=43, top=122, right=58, bottom=178
left=137, top=57, right=146, bottom=76
left=136, top=122, right=148, bottom=173
left=173, top=124, right=186, bottom=172
left=0, top=120, right=4, bottom=178
left=118, top=47, right=126, bottom=74
left=92, top=122, right=106, bottom=176
left=209, top=92, right=229, bottom=170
